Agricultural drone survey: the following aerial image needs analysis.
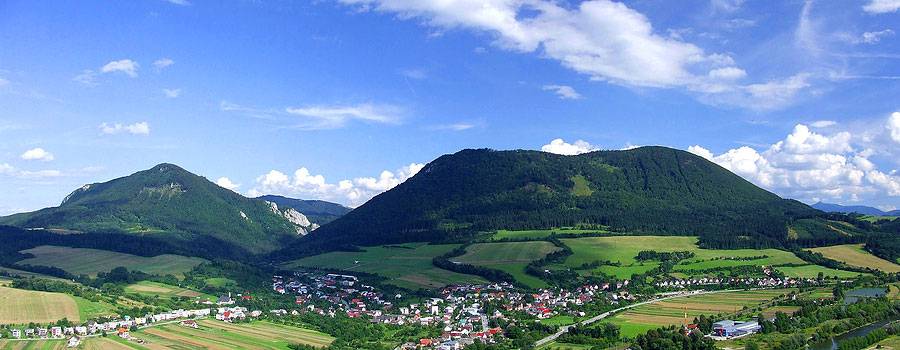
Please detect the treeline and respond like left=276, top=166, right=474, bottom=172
left=838, top=325, right=897, bottom=350
left=635, top=250, right=694, bottom=262
left=557, top=323, right=620, bottom=346
left=632, top=326, right=716, bottom=350
left=793, top=249, right=877, bottom=275
left=524, top=238, right=580, bottom=288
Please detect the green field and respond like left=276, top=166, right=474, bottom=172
left=132, top=319, right=334, bottom=349
left=0, top=286, right=81, bottom=324
left=285, top=243, right=487, bottom=290
left=859, top=215, right=899, bottom=223
left=0, top=266, right=68, bottom=281
left=125, top=281, right=215, bottom=301
left=560, top=236, right=844, bottom=279
left=16, top=245, right=207, bottom=277
left=491, top=228, right=609, bottom=241
left=808, top=244, right=900, bottom=273
left=608, top=289, right=791, bottom=337
left=452, top=241, right=561, bottom=288
left=775, top=264, right=867, bottom=278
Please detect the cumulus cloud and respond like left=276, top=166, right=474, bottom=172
left=688, top=119, right=900, bottom=203
left=541, top=138, right=599, bottom=155
left=101, top=59, right=139, bottom=77
left=153, top=58, right=175, bottom=70
left=162, top=88, right=181, bottom=98
left=542, top=85, right=582, bottom=100
left=20, top=148, right=54, bottom=161
left=339, top=0, right=809, bottom=109
left=99, top=122, right=151, bottom=135
left=863, top=0, right=900, bottom=13
left=889, top=112, right=900, bottom=143
left=247, top=163, right=425, bottom=207
left=216, top=177, right=240, bottom=191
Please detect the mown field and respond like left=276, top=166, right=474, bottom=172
left=775, top=264, right=866, bottom=279
left=452, top=241, right=561, bottom=288
left=808, top=244, right=900, bottom=273
left=607, top=289, right=792, bottom=337
left=16, top=246, right=207, bottom=277
left=285, top=242, right=486, bottom=290
left=559, top=236, right=856, bottom=279
left=491, top=228, right=609, bottom=241
left=124, top=281, right=214, bottom=302
left=0, top=286, right=80, bottom=324
left=132, top=319, right=335, bottom=349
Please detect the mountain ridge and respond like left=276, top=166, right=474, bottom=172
left=812, top=202, right=899, bottom=216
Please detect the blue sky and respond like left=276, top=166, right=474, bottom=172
left=1, top=0, right=899, bottom=213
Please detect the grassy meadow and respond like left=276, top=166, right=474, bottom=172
left=124, top=281, right=214, bottom=302
left=452, top=241, right=561, bottom=288
left=491, top=228, right=609, bottom=241
left=132, top=319, right=334, bottom=349
left=808, top=244, right=900, bottom=273
left=16, top=246, right=206, bottom=277
left=607, top=289, right=792, bottom=337
left=284, top=242, right=486, bottom=290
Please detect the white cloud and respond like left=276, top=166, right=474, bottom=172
left=400, top=68, right=427, bottom=80
left=541, top=138, right=599, bottom=155
left=0, top=163, right=63, bottom=179
left=708, top=67, right=747, bottom=80
left=430, top=123, right=477, bottom=131
left=164, top=0, right=191, bottom=5
left=810, top=120, right=837, bottom=128
left=338, top=0, right=809, bottom=110
left=284, top=104, right=402, bottom=129
left=20, top=148, right=54, bottom=161
left=101, top=59, right=139, bottom=77
left=863, top=0, right=900, bottom=13
left=72, top=70, right=98, bottom=86
left=688, top=120, right=900, bottom=203
left=542, top=85, right=582, bottom=100
left=889, top=112, right=900, bottom=143
left=99, top=121, right=151, bottom=135
left=247, top=163, right=425, bottom=207
left=0, top=77, right=8, bottom=87
left=153, top=58, right=175, bottom=70
left=216, top=177, right=240, bottom=191
left=162, top=88, right=181, bottom=98
left=862, top=29, right=894, bottom=43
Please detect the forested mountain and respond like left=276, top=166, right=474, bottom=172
left=291, top=147, right=859, bottom=256
left=256, top=195, right=351, bottom=225
left=812, top=202, right=898, bottom=216
left=0, top=163, right=309, bottom=254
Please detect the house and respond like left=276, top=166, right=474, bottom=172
left=712, top=320, right=761, bottom=338
left=75, top=326, right=87, bottom=336
left=181, top=320, right=199, bottom=329
left=51, top=326, right=63, bottom=338
left=11, top=329, right=21, bottom=338
left=117, top=327, right=130, bottom=339
left=38, top=328, right=48, bottom=338
left=67, top=336, right=80, bottom=348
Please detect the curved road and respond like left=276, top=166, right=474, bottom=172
left=535, top=289, right=738, bottom=348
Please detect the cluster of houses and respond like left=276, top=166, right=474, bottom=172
left=655, top=276, right=821, bottom=289
left=2, top=306, right=257, bottom=344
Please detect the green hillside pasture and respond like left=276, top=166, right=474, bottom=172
left=491, top=228, right=610, bottom=241
left=608, top=289, right=791, bottom=337
left=808, top=244, right=900, bottom=273
left=135, top=319, right=334, bottom=349
left=562, top=236, right=814, bottom=279
left=859, top=215, right=899, bottom=223
left=0, top=266, right=69, bottom=281
left=0, top=286, right=80, bottom=324
left=16, top=245, right=206, bottom=277
left=0, top=337, right=139, bottom=350
left=775, top=264, right=867, bottom=279
left=452, top=241, right=562, bottom=288
left=125, top=281, right=214, bottom=302
left=285, top=243, right=486, bottom=290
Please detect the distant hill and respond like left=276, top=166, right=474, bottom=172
left=0, top=163, right=315, bottom=255
left=288, top=147, right=852, bottom=257
left=256, top=195, right=350, bottom=225
left=812, top=202, right=898, bottom=216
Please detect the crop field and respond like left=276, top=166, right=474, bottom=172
left=131, top=319, right=335, bottom=349
left=0, top=286, right=80, bottom=324
left=808, top=244, right=900, bottom=273
left=16, top=246, right=206, bottom=277
left=124, top=281, right=214, bottom=301
left=0, top=267, right=68, bottom=281
left=491, top=228, right=609, bottom=241
left=608, top=289, right=791, bottom=337
left=559, top=236, right=844, bottom=279
left=285, top=243, right=486, bottom=290
left=452, top=241, right=561, bottom=288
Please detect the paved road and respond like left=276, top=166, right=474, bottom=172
left=534, top=289, right=738, bottom=348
